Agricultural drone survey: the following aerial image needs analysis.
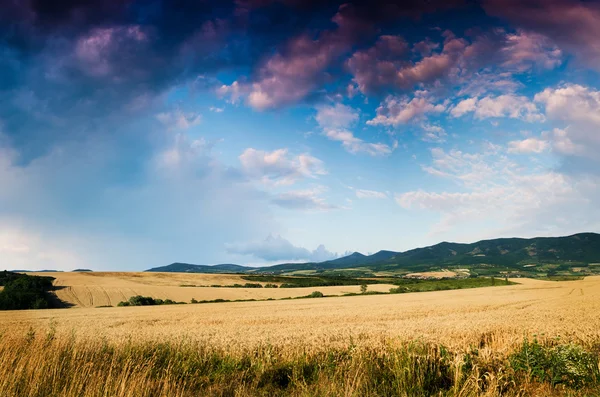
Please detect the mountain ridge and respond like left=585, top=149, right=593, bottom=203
left=145, top=232, right=600, bottom=276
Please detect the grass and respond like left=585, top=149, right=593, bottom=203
left=1, top=331, right=598, bottom=396
left=389, top=276, right=516, bottom=293
left=241, top=274, right=393, bottom=288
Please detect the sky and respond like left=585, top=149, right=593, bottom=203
left=1, top=0, right=600, bottom=271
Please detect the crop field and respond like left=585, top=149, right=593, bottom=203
left=1, top=275, right=600, bottom=396
left=28, top=272, right=396, bottom=307
left=2, top=276, right=599, bottom=348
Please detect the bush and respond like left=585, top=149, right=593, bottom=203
left=0, top=272, right=56, bottom=310
left=307, top=291, right=324, bottom=298
left=509, top=338, right=600, bottom=387
left=117, top=295, right=184, bottom=307
left=243, top=283, right=263, bottom=288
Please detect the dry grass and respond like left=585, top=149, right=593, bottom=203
left=30, top=272, right=394, bottom=308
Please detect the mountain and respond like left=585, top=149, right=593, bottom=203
left=145, top=233, right=600, bottom=275
left=146, top=262, right=254, bottom=273
left=72, top=269, right=93, bottom=272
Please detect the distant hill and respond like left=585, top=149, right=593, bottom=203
left=146, top=263, right=254, bottom=273
left=145, top=233, right=600, bottom=276
left=72, top=269, right=93, bottom=272
left=11, top=270, right=63, bottom=273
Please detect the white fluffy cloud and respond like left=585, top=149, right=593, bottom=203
left=240, top=148, right=326, bottom=185
left=315, top=103, right=359, bottom=129
left=324, top=129, right=394, bottom=156
left=368, top=96, right=445, bottom=126
left=450, top=94, right=544, bottom=122
left=315, top=104, right=395, bottom=156
left=495, top=84, right=600, bottom=161
left=226, top=234, right=339, bottom=262
left=395, top=145, right=600, bottom=236
left=507, top=138, right=549, bottom=154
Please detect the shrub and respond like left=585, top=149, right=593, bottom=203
left=509, top=338, right=600, bottom=388
left=307, top=291, right=324, bottom=298
left=0, top=272, right=56, bottom=310
left=117, top=295, right=184, bottom=307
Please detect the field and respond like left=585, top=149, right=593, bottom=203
left=28, top=272, right=397, bottom=307
left=1, top=274, right=600, bottom=395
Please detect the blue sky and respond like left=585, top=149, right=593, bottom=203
left=1, top=0, right=600, bottom=271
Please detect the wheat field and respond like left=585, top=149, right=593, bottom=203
left=29, top=271, right=395, bottom=308
left=3, top=275, right=599, bottom=350
left=2, top=275, right=600, bottom=396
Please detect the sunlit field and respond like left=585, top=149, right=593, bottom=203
left=1, top=276, right=600, bottom=396
left=27, top=271, right=397, bottom=307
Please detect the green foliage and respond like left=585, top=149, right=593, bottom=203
left=509, top=338, right=600, bottom=387
left=117, top=295, right=184, bottom=307
left=0, top=271, right=56, bottom=310
left=388, top=277, right=514, bottom=294
left=307, top=291, right=324, bottom=298
left=243, top=274, right=390, bottom=288
left=360, top=284, right=368, bottom=294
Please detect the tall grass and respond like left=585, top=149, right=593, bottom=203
left=0, top=330, right=598, bottom=396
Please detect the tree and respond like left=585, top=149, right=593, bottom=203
left=360, top=284, right=368, bottom=294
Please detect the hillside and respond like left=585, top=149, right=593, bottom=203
left=146, top=263, right=253, bottom=273
left=146, top=233, right=600, bottom=277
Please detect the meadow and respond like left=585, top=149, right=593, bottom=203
left=1, top=274, right=599, bottom=395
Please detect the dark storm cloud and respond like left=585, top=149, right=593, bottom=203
left=1, top=0, right=596, bottom=161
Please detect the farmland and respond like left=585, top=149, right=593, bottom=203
left=27, top=271, right=397, bottom=308
left=1, top=274, right=599, bottom=395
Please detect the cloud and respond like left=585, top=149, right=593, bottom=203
left=271, top=188, right=338, bottom=211
left=483, top=0, right=600, bottom=69
left=239, top=148, right=326, bottom=185
left=348, top=28, right=563, bottom=98
left=315, top=103, right=359, bottom=130
left=222, top=4, right=376, bottom=110
left=534, top=84, right=600, bottom=160
left=315, top=103, right=395, bottom=156
left=348, top=33, right=470, bottom=95
left=501, top=30, right=562, bottom=71
left=225, top=234, right=338, bottom=262
left=508, top=138, right=549, bottom=154
left=324, top=129, right=394, bottom=156
left=450, top=94, right=544, bottom=122
left=395, top=145, right=600, bottom=236
left=368, top=95, right=445, bottom=126
left=355, top=189, right=388, bottom=199
left=156, top=110, right=202, bottom=130
left=0, top=128, right=277, bottom=271
left=420, top=124, right=447, bottom=143
left=535, top=84, right=600, bottom=126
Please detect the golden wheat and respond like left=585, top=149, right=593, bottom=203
left=29, top=271, right=395, bottom=308
left=2, top=276, right=599, bottom=353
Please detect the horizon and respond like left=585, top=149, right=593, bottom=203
left=1, top=0, right=600, bottom=271
left=9, top=231, right=599, bottom=272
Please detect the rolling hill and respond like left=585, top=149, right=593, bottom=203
left=146, top=232, right=600, bottom=276
left=146, top=263, right=254, bottom=273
